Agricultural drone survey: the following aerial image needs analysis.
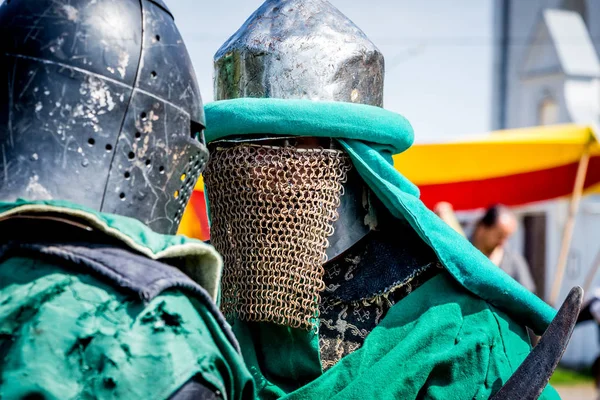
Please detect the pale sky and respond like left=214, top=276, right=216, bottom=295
left=168, top=0, right=494, bottom=142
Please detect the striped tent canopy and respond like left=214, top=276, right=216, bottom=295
left=396, top=124, right=600, bottom=211
left=178, top=124, right=600, bottom=241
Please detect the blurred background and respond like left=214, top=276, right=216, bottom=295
left=169, top=0, right=600, bottom=396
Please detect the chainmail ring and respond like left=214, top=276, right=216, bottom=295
left=205, top=144, right=352, bottom=330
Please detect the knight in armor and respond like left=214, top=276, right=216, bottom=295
left=202, top=1, right=561, bottom=398
left=0, top=1, right=253, bottom=398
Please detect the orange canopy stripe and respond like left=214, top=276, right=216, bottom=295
left=394, top=124, right=599, bottom=184
left=177, top=177, right=210, bottom=240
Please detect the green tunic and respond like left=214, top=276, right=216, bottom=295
left=229, top=273, right=559, bottom=400
left=0, top=200, right=254, bottom=400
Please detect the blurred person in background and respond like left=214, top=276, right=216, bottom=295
left=434, top=201, right=466, bottom=237
left=435, top=202, right=536, bottom=293
left=472, top=205, right=537, bottom=293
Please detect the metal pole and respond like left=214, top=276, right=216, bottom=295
left=549, top=147, right=591, bottom=306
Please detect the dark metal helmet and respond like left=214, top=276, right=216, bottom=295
left=0, top=0, right=208, bottom=234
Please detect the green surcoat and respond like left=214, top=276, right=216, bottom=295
left=204, top=98, right=562, bottom=400
left=232, top=273, right=560, bottom=399
left=0, top=200, right=254, bottom=400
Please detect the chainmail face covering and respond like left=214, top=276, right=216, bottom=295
left=204, top=143, right=352, bottom=330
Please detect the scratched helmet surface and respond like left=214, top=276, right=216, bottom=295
left=0, top=0, right=207, bottom=234
left=214, top=0, right=384, bottom=106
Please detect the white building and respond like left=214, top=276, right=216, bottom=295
left=491, top=0, right=600, bottom=367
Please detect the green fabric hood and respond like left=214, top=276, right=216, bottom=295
left=205, top=97, right=556, bottom=335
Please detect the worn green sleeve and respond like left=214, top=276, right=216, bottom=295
left=0, top=256, right=254, bottom=400
left=282, top=273, right=560, bottom=400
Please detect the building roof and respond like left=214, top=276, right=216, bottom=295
left=544, top=9, right=600, bottom=77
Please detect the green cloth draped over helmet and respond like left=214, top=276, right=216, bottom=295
left=204, top=97, right=557, bottom=335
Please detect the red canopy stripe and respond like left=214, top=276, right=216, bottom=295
left=418, top=155, right=600, bottom=210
